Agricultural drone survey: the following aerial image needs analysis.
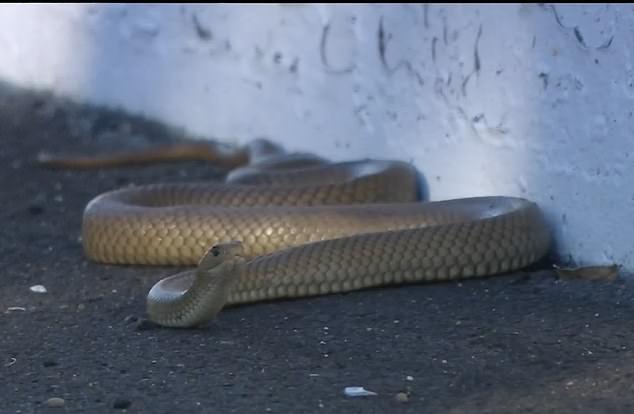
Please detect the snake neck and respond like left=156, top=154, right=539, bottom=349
left=147, top=260, right=244, bottom=328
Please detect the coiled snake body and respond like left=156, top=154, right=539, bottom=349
left=41, top=139, right=551, bottom=328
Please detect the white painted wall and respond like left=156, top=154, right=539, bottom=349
left=0, top=3, right=631, bottom=270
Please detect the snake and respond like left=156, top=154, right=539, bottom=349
left=39, top=138, right=551, bottom=328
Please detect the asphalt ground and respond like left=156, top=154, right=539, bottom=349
left=2, top=83, right=633, bottom=414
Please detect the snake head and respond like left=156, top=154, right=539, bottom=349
left=197, top=241, right=245, bottom=272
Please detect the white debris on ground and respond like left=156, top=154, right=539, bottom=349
left=29, top=285, right=47, bottom=293
left=343, top=387, right=378, bottom=397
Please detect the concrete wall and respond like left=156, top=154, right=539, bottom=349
left=0, top=3, right=631, bottom=270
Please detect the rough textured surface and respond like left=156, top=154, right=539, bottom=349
left=3, top=84, right=634, bottom=413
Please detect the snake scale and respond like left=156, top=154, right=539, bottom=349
left=40, top=138, right=551, bottom=328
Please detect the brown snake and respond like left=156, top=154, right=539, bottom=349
left=39, top=138, right=551, bottom=328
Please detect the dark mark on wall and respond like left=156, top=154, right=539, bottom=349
left=548, top=4, right=566, bottom=28
left=472, top=113, right=484, bottom=123
left=538, top=72, right=549, bottom=90
left=573, top=27, right=585, bottom=46
left=532, top=35, right=536, bottom=49
left=431, top=36, right=438, bottom=63
left=192, top=13, right=212, bottom=41
left=320, top=22, right=355, bottom=74
left=474, top=24, right=482, bottom=74
left=461, top=24, right=483, bottom=97
left=544, top=4, right=614, bottom=51
left=462, top=74, right=472, bottom=97
left=377, top=16, right=425, bottom=87
left=470, top=112, right=509, bottom=136
left=378, top=17, right=388, bottom=69
left=442, top=16, right=448, bottom=46
left=289, top=58, right=299, bottom=74
left=404, top=63, right=425, bottom=86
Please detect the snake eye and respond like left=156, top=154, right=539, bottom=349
left=211, top=246, right=220, bottom=257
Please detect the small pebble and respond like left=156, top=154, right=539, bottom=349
left=30, top=285, right=47, bottom=293
left=395, top=392, right=409, bottom=403
left=113, top=399, right=132, bottom=409
left=46, top=397, right=65, bottom=408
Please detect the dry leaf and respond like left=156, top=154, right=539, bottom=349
left=553, top=264, right=620, bottom=281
